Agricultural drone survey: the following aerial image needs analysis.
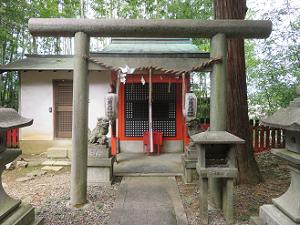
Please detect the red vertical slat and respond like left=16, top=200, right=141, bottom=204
left=6, top=129, right=12, bottom=148
left=249, top=123, right=254, bottom=151
left=265, top=126, right=270, bottom=150
left=12, top=129, right=18, bottom=148
left=17, top=128, right=19, bottom=147
left=271, top=128, right=276, bottom=148
left=259, top=126, right=265, bottom=152
left=254, top=124, right=259, bottom=153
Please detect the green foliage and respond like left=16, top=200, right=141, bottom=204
left=190, top=72, right=210, bottom=120
left=246, top=2, right=300, bottom=117
left=91, top=0, right=212, bottom=50
left=0, top=0, right=80, bottom=109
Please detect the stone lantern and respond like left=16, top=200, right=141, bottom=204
left=0, top=108, right=43, bottom=225
left=252, top=88, right=300, bottom=225
left=191, top=131, right=244, bottom=224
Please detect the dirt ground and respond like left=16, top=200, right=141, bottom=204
left=2, top=156, right=120, bottom=225
left=2, top=151, right=290, bottom=225
left=177, top=151, right=290, bottom=225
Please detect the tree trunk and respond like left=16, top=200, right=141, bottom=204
left=214, top=0, right=261, bottom=184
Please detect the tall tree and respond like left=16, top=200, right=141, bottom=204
left=214, top=0, right=261, bottom=184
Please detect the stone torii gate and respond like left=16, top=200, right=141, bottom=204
left=28, top=18, right=272, bottom=207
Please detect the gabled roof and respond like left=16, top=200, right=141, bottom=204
left=100, top=38, right=203, bottom=54
left=261, top=92, right=300, bottom=131
left=0, top=38, right=216, bottom=74
left=0, top=108, right=33, bottom=129
left=0, top=55, right=105, bottom=72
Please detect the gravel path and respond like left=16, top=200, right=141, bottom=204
left=3, top=166, right=120, bottom=225
left=177, top=151, right=290, bottom=225
left=2, top=151, right=290, bottom=225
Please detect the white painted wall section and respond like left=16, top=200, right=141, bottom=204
left=19, top=70, right=111, bottom=141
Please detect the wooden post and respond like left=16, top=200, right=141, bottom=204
left=259, top=126, right=265, bottom=152
left=70, top=32, right=90, bottom=207
left=265, top=126, right=270, bottom=150
left=182, top=73, right=186, bottom=116
left=148, top=68, right=154, bottom=154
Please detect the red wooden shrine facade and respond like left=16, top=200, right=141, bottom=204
left=111, top=73, right=190, bottom=154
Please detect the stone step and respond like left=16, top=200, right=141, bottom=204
left=32, top=217, right=44, bottom=225
left=42, top=160, right=71, bottom=166
left=249, top=216, right=264, bottom=225
left=47, top=147, right=70, bottom=159
left=1, top=204, right=35, bottom=225
left=114, top=172, right=183, bottom=177
left=259, top=204, right=297, bottom=225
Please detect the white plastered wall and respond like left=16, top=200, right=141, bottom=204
left=19, top=70, right=111, bottom=141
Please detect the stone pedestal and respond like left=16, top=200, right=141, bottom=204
left=251, top=149, right=300, bottom=225
left=0, top=149, right=43, bottom=225
left=87, top=145, right=115, bottom=185
left=182, top=144, right=198, bottom=184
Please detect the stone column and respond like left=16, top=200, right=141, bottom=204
left=70, top=32, right=90, bottom=206
left=210, top=33, right=227, bottom=131
left=209, top=33, right=227, bottom=208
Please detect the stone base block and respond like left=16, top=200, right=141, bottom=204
left=47, top=147, right=68, bottom=159
left=87, top=157, right=115, bottom=185
left=181, top=155, right=198, bottom=184
left=88, top=167, right=112, bottom=185
left=255, top=204, right=300, bottom=225
left=0, top=203, right=43, bottom=225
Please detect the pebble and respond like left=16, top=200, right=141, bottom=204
left=16, top=160, right=29, bottom=168
left=16, top=176, right=33, bottom=182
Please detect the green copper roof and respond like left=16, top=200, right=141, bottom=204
left=0, top=38, right=212, bottom=74
left=101, top=38, right=203, bottom=54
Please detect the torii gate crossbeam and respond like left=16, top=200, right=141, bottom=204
left=29, top=18, right=271, bottom=38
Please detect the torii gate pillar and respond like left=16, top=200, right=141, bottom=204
left=70, top=32, right=90, bottom=206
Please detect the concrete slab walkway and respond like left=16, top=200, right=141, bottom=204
left=114, top=153, right=183, bottom=176
left=108, top=177, right=188, bottom=225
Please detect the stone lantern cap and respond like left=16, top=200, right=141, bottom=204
left=261, top=87, right=300, bottom=131
left=0, top=108, right=33, bottom=129
left=191, top=131, right=245, bottom=144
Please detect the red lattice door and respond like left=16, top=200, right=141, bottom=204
left=54, top=80, right=73, bottom=138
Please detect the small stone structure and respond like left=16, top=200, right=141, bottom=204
left=191, top=131, right=244, bottom=224
left=251, top=88, right=300, bottom=225
left=0, top=108, right=43, bottom=224
left=182, top=119, right=204, bottom=184
left=87, top=118, right=114, bottom=185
